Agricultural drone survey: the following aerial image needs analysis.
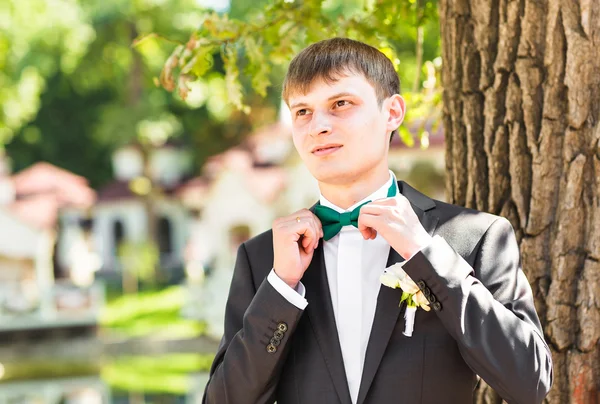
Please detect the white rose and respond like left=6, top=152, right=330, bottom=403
left=413, top=291, right=431, bottom=311
left=380, top=272, right=401, bottom=289
left=385, top=264, right=420, bottom=295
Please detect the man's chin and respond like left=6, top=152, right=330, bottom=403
left=311, top=168, right=354, bottom=185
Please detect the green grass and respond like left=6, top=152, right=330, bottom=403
left=0, top=353, right=215, bottom=395
left=100, top=285, right=206, bottom=339
left=102, top=353, right=214, bottom=394
left=0, top=361, right=100, bottom=382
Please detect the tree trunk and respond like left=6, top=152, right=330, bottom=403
left=439, top=0, right=600, bottom=403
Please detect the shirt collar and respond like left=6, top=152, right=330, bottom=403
left=319, top=170, right=398, bottom=214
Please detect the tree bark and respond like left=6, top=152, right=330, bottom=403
left=439, top=0, right=600, bottom=403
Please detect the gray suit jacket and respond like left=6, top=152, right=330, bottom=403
left=203, top=181, right=553, bottom=404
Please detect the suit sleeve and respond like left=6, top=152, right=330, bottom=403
left=203, top=243, right=304, bottom=404
left=402, top=217, right=553, bottom=404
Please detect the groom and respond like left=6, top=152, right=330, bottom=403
left=203, top=38, right=553, bottom=404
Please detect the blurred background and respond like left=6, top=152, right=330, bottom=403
left=0, top=0, right=444, bottom=402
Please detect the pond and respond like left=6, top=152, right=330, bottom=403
left=0, top=285, right=220, bottom=403
left=0, top=350, right=213, bottom=403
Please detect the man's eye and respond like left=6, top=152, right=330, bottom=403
left=296, top=109, right=308, bottom=116
left=335, top=100, right=350, bottom=107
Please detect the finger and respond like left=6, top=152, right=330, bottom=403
left=359, top=204, right=391, bottom=216
left=311, top=219, right=321, bottom=249
left=358, top=212, right=378, bottom=240
left=286, top=211, right=313, bottom=225
left=298, top=216, right=316, bottom=251
left=284, top=218, right=314, bottom=245
left=296, top=221, right=318, bottom=251
left=369, top=196, right=398, bottom=205
left=310, top=212, right=324, bottom=239
left=293, top=213, right=320, bottom=251
left=306, top=219, right=319, bottom=251
left=300, top=226, right=314, bottom=250
left=359, top=227, right=376, bottom=240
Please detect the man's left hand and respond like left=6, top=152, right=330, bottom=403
left=358, top=195, right=432, bottom=259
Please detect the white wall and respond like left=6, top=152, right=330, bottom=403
left=150, top=148, right=193, bottom=186
left=0, top=208, right=54, bottom=316
left=0, top=208, right=45, bottom=259
left=92, top=198, right=188, bottom=271
left=92, top=201, right=147, bottom=270
left=154, top=198, right=189, bottom=268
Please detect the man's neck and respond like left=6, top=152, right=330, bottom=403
left=318, top=168, right=391, bottom=210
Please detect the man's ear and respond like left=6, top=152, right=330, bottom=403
left=386, top=94, right=406, bottom=132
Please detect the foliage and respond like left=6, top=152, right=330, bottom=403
left=3, top=0, right=443, bottom=186
left=0, top=360, right=100, bottom=382
left=0, top=353, right=214, bottom=394
left=118, top=240, right=160, bottom=286
left=102, top=353, right=214, bottom=394
left=2, top=0, right=253, bottom=186
left=101, top=285, right=206, bottom=338
left=152, top=0, right=442, bottom=137
left=0, top=0, right=94, bottom=145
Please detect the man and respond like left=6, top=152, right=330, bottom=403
left=203, top=38, right=553, bottom=404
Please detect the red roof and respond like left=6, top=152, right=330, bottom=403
left=7, top=162, right=96, bottom=229
left=8, top=194, right=60, bottom=230
left=12, top=162, right=96, bottom=207
left=97, top=180, right=137, bottom=202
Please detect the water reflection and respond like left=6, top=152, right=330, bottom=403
left=0, top=355, right=211, bottom=404
left=0, top=375, right=108, bottom=404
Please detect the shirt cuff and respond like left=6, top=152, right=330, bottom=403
left=267, top=269, right=308, bottom=310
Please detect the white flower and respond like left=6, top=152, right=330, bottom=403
left=381, top=263, right=431, bottom=337
left=413, top=291, right=431, bottom=311
left=380, top=272, right=401, bottom=289
left=380, top=262, right=430, bottom=310
left=380, top=263, right=419, bottom=295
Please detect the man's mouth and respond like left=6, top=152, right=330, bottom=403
left=311, top=144, right=343, bottom=156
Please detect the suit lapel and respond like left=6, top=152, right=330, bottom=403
left=303, top=239, right=353, bottom=404
left=356, top=181, right=440, bottom=404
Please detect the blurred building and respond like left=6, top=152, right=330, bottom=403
left=0, top=154, right=103, bottom=332
left=93, top=142, right=192, bottom=282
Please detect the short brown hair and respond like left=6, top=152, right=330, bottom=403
left=282, top=37, right=401, bottom=138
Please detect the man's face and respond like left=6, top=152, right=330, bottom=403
left=288, top=73, right=404, bottom=186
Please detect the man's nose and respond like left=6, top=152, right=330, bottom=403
left=309, top=111, right=332, bottom=137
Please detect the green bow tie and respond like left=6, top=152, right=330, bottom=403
left=314, top=181, right=397, bottom=241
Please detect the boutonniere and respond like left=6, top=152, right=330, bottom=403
left=380, top=263, right=430, bottom=337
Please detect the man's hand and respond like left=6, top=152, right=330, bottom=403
left=273, top=209, right=324, bottom=289
left=358, top=195, right=432, bottom=259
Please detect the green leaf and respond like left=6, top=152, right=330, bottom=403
left=181, top=46, right=214, bottom=77
left=243, top=36, right=271, bottom=97
left=223, top=44, right=247, bottom=111
left=398, top=125, right=415, bottom=147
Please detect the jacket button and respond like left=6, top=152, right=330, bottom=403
left=267, top=344, right=277, bottom=353
left=427, top=293, right=437, bottom=303
left=273, top=330, right=284, bottom=340
left=423, top=287, right=432, bottom=298
left=416, top=280, right=426, bottom=290
left=277, top=322, right=288, bottom=333
left=270, top=337, right=281, bottom=347
left=432, top=301, right=442, bottom=311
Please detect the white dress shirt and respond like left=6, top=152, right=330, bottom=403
left=268, top=171, right=400, bottom=404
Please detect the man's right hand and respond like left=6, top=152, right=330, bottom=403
left=272, top=209, right=324, bottom=289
